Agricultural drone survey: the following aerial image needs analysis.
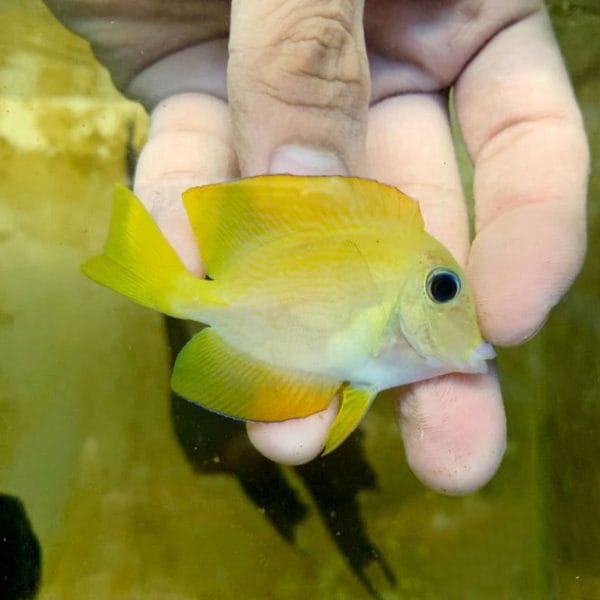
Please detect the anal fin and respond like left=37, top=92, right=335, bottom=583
left=322, top=385, right=377, bottom=455
left=172, top=328, right=340, bottom=422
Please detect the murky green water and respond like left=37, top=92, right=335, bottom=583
left=0, top=1, right=598, bottom=598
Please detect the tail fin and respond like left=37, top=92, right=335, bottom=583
left=83, top=185, right=222, bottom=319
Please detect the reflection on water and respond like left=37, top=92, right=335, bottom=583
left=0, top=0, right=598, bottom=598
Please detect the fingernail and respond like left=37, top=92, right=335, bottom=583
left=269, top=144, right=347, bottom=176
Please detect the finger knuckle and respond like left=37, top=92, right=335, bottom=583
left=232, top=1, right=369, bottom=117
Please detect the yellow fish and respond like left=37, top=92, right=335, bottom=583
left=83, top=176, right=494, bottom=454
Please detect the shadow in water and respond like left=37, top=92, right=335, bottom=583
left=296, top=438, right=396, bottom=597
left=0, top=494, right=41, bottom=600
left=166, top=317, right=395, bottom=598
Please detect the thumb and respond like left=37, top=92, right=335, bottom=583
left=227, top=0, right=369, bottom=176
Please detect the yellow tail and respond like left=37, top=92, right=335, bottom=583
left=83, top=185, right=222, bottom=319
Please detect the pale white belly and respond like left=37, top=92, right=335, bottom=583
left=348, top=335, right=449, bottom=390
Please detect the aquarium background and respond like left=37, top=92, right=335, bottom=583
left=0, top=1, right=598, bottom=598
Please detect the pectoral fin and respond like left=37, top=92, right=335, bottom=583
left=172, top=328, right=340, bottom=422
left=322, top=385, right=377, bottom=455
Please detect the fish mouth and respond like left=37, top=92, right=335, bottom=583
left=464, top=341, right=496, bottom=373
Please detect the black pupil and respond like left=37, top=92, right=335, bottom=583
left=428, top=271, right=459, bottom=303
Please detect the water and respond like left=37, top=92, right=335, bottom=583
left=0, top=1, right=598, bottom=598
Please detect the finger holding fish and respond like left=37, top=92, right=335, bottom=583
left=398, top=370, right=505, bottom=495
left=367, top=91, right=506, bottom=493
left=246, top=401, right=339, bottom=466
left=455, top=10, right=589, bottom=346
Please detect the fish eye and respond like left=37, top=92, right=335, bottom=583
left=426, top=268, right=461, bottom=303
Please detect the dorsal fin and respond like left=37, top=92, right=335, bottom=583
left=182, top=175, right=423, bottom=277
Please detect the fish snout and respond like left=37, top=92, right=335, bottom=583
left=465, top=341, right=496, bottom=374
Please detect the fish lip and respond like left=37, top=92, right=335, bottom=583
left=424, top=341, right=496, bottom=375
left=474, top=341, right=496, bottom=361
left=464, top=341, right=496, bottom=373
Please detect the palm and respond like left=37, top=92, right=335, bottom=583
left=46, top=1, right=537, bottom=97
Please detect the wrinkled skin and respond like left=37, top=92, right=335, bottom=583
left=44, top=0, right=588, bottom=493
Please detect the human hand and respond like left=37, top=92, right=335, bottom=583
left=45, top=0, right=588, bottom=493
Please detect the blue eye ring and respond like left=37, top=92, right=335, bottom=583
left=426, top=268, right=461, bottom=303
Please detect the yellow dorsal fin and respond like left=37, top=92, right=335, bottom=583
left=322, top=385, right=378, bottom=455
left=182, top=175, right=423, bottom=277
left=172, top=328, right=341, bottom=422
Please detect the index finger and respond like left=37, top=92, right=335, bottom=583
left=455, top=9, right=589, bottom=346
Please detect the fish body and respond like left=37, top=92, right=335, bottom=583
left=83, top=176, right=494, bottom=454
